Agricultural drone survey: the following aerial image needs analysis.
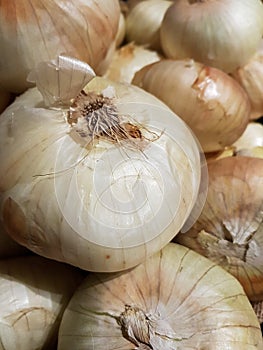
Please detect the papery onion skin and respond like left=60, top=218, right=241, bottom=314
left=132, top=59, right=251, bottom=153
left=160, top=0, right=263, bottom=73
left=58, top=243, right=263, bottom=350
left=0, top=74, right=202, bottom=273
left=125, top=0, right=173, bottom=51
left=233, top=122, right=263, bottom=151
left=0, top=0, right=120, bottom=93
left=103, top=42, right=161, bottom=83
left=231, top=40, right=263, bottom=120
left=175, top=156, right=263, bottom=301
left=0, top=255, right=84, bottom=350
left=115, top=12, right=126, bottom=48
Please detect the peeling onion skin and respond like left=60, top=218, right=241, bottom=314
left=0, top=0, right=120, bottom=93
left=175, top=156, right=263, bottom=302
left=57, top=243, right=263, bottom=350
left=132, top=59, right=251, bottom=153
left=0, top=255, right=84, bottom=350
left=160, top=0, right=263, bottom=73
left=103, top=42, right=161, bottom=84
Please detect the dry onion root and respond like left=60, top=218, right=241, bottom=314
left=252, top=300, right=263, bottom=324
left=57, top=243, right=263, bottom=349
left=175, top=156, right=263, bottom=302
left=0, top=0, right=120, bottom=93
left=132, top=59, right=251, bottom=153
left=0, top=255, right=84, bottom=350
left=233, top=122, right=263, bottom=159
left=0, top=55, right=203, bottom=273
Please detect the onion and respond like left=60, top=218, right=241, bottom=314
left=231, top=40, right=263, bottom=120
left=0, top=0, right=120, bottom=93
left=58, top=242, right=263, bottom=349
left=132, top=59, right=251, bottom=152
left=233, top=122, right=263, bottom=158
left=125, top=0, right=173, bottom=51
left=175, top=156, right=263, bottom=301
left=160, top=0, right=263, bottom=73
left=233, top=122, right=263, bottom=150
left=0, top=55, right=203, bottom=273
left=103, top=42, right=161, bottom=83
left=0, top=255, right=83, bottom=350
left=115, top=12, right=126, bottom=48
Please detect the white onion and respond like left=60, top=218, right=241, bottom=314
left=160, top=0, right=263, bottom=73
left=175, top=156, right=263, bottom=301
left=0, top=255, right=83, bottom=349
left=58, top=243, right=263, bottom=349
left=132, top=59, right=251, bottom=152
left=125, top=0, right=173, bottom=51
left=0, top=0, right=120, bottom=93
left=0, top=55, right=203, bottom=272
left=103, top=42, right=161, bottom=83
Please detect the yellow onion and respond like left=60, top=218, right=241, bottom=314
left=125, top=0, right=173, bottom=51
left=0, top=55, right=203, bottom=273
left=160, top=0, right=263, bottom=73
left=103, top=42, right=161, bottom=84
left=0, top=0, right=120, bottom=93
left=231, top=40, right=263, bottom=120
left=132, top=59, right=251, bottom=153
left=58, top=243, right=263, bottom=349
left=175, top=156, right=263, bottom=301
left=0, top=255, right=83, bottom=350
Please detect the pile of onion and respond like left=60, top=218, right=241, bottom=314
left=0, top=0, right=263, bottom=346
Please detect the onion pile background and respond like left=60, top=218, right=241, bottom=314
left=0, top=0, right=263, bottom=348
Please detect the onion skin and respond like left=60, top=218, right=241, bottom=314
left=175, top=156, right=263, bottom=301
left=132, top=59, right=251, bottom=153
left=160, top=0, right=263, bottom=73
left=0, top=73, right=202, bottom=273
left=58, top=243, right=263, bottom=349
left=231, top=40, right=263, bottom=120
left=125, top=0, right=173, bottom=51
left=0, top=255, right=84, bottom=350
left=103, top=42, right=161, bottom=83
left=0, top=0, right=120, bottom=93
